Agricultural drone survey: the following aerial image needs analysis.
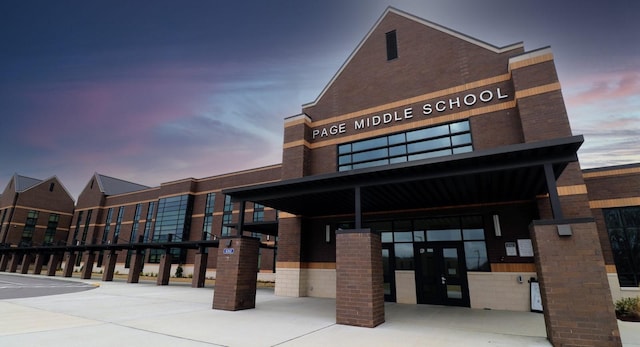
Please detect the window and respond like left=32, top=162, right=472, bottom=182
left=81, top=209, right=92, bottom=244
left=0, top=209, right=8, bottom=241
left=202, top=193, right=216, bottom=239
left=130, top=203, right=142, bottom=243
left=386, top=30, right=398, bottom=60
left=72, top=211, right=83, bottom=244
left=44, top=214, right=60, bottom=246
left=113, top=206, right=124, bottom=243
left=143, top=201, right=155, bottom=242
left=253, top=203, right=264, bottom=222
left=20, top=210, right=39, bottom=246
left=604, top=206, right=640, bottom=287
left=102, top=208, right=113, bottom=244
left=221, top=195, right=233, bottom=237
left=338, top=120, right=472, bottom=171
left=368, top=215, right=489, bottom=272
left=150, top=195, right=194, bottom=263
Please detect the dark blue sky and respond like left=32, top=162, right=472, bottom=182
left=1, top=0, right=638, bottom=199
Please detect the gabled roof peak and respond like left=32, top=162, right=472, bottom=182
left=303, top=6, right=523, bottom=109
left=12, top=174, right=42, bottom=192
left=94, top=173, right=150, bottom=196
left=385, top=7, right=523, bottom=53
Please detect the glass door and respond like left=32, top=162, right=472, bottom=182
left=382, top=244, right=396, bottom=302
left=414, top=242, right=469, bottom=307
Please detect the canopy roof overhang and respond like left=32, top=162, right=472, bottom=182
left=224, top=136, right=583, bottom=219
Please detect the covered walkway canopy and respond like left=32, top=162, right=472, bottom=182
left=223, top=135, right=584, bottom=226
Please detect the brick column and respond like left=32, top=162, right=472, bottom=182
left=157, top=252, right=173, bottom=285
left=63, top=251, right=76, bottom=277
left=531, top=220, right=621, bottom=347
left=20, top=253, right=33, bottom=274
left=192, top=251, right=208, bottom=288
left=336, top=229, right=384, bottom=328
left=213, top=236, right=260, bottom=311
left=47, top=253, right=62, bottom=276
left=80, top=252, right=95, bottom=279
left=8, top=253, right=20, bottom=272
left=32, top=253, right=46, bottom=274
left=126, top=250, right=144, bottom=283
left=0, top=253, right=9, bottom=271
left=274, top=215, right=306, bottom=297
left=102, top=250, right=118, bottom=281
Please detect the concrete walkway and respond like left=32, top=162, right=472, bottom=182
left=0, top=274, right=638, bottom=346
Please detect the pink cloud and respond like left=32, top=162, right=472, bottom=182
left=18, top=64, right=220, bottom=151
left=564, top=68, right=640, bottom=108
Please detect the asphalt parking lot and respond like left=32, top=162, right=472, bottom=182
left=0, top=273, right=97, bottom=299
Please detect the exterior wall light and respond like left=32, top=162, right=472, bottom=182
left=325, top=225, right=331, bottom=243
left=493, top=214, right=502, bottom=237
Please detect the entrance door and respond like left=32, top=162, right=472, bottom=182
left=414, top=242, right=469, bottom=307
left=382, top=244, right=396, bottom=302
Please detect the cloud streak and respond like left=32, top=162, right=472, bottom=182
left=1, top=0, right=638, bottom=199
left=563, top=65, right=640, bottom=168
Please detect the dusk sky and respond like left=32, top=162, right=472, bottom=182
left=1, top=0, right=638, bottom=200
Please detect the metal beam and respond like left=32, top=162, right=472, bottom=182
left=544, top=163, right=564, bottom=220
left=237, top=200, right=246, bottom=237
left=355, top=186, right=362, bottom=229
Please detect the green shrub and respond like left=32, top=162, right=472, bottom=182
left=175, top=265, right=184, bottom=278
left=615, top=296, right=640, bottom=320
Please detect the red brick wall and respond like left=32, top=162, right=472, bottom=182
left=336, top=229, right=384, bottom=327
left=277, top=216, right=302, bottom=263
left=584, top=169, right=640, bottom=201
left=530, top=221, right=621, bottom=347
left=303, top=12, right=521, bottom=120
left=212, top=237, right=260, bottom=311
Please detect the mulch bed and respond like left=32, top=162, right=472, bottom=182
left=617, top=313, right=640, bottom=322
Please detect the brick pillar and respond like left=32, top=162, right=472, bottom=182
left=20, top=253, right=33, bottom=274
left=47, top=253, right=62, bottom=276
left=0, top=253, right=9, bottom=271
left=103, top=250, right=118, bottom=281
left=80, top=252, right=95, bottom=279
left=157, top=252, right=173, bottom=285
left=63, top=251, right=76, bottom=277
left=531, top=220, right=621, bottom=347
left=275, top=215, right=306, bottom=297
left=127, top=250, right=144, bottom=283
left=8, top=253, right=20, bottom=272
left=336, top=229, right=384, bottom=328
left=192, top=251, right=208, bottom=288
left=213, top=236, right=260, bottom=311
left=32, top=253, right=46, bottom=274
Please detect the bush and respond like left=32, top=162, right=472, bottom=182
left=175, top=265, right=184, bottom=278
left=615, top=296, right=640, bottom=322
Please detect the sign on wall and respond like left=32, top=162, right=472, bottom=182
left=517, top=239, right=534, bottom=257
left=310, top=86, right=510, bottom=141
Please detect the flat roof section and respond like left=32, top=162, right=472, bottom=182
left=223, top=136, right=583, bottom=217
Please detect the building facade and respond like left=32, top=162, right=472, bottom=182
left=222, top=8, right=634, bottom=346
left=0, top=174, right=74, bottom=248
left=272, top=7, right=586, bottom=309
left=67, top=168, right=281, bottom=278
left=1, top=7, right=638, bottom=347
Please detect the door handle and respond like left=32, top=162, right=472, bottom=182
left=441, top=276, right=446, bottom=284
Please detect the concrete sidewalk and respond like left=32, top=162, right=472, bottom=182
left=0, top=274, right=638, bottom=347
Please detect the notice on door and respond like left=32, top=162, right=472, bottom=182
left=530, top=279, right=543, bottom=312
left=505, top=242, right=518, bottom=256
